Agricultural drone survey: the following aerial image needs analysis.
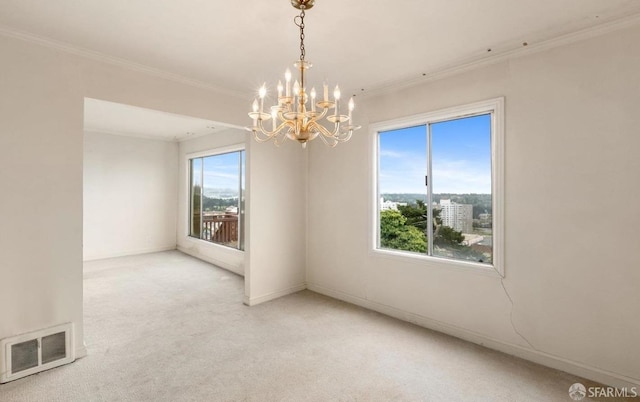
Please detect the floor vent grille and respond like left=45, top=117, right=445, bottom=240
left=1, top=323, right=75, bottom=383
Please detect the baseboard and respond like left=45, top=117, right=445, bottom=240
left=243, top=283, right=307, bottom=306
left=83, top=245, right=177, bottom=261
left=75, top=344, right=87, bottom=359
left=307, top=283, right=640, bottom=389
left=176, top=246, right=244, bottom=277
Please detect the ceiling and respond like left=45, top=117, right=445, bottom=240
left=2, top=0, right=640, bottom=98
left=3, top=1, right=640, bottom=139
left=84, top=98, right=230, bottom=142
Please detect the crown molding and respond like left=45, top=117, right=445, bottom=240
left=2, top=10, right=639, bottom=102
left=0, top=24, right=246, bottom=100
left=84, top=125, right=244, bottom=143
left=83, top=128, right=183, bottom=142
left=360, top=12, right=640, bottom=99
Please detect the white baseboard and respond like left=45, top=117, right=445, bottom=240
left=307, top=282, right=640, bottom=389
left=75, top=344, right=88, bottom=359
left=243, top=283, right=307, bottom=306
left=177, top=246, right=244, bottom=277
left=83, top=245, right=177, bottom=261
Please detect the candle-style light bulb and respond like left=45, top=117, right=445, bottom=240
left=285, top=69, right=292, bottom=97
left=277, top=80, right=283, bottom=98
left=252, top=99, right=259, bottom=125
left=323, top=82, right=329, bottom=102
left=348, top=97, right=355, bottom=122
left=271, top=108, right=277, bottom=131
left=310, top=87, right=317, bottom=112
left=333, top=86, right=341, bottom=118
left=259, top=84, right=266, bottom=113
left=293, top=80, right=300, bottom=112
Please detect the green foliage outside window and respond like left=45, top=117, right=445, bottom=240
left=380, top=209, right=427, bottom=253
left=381, top=200, right=471, bottom=255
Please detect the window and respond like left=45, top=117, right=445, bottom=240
left=374, top=98, right=503, bottom=275
left=189, top=149, right=245, bottom=250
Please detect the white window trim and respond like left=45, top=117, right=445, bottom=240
left=369, top=97, right=504, bottom=277
left=185, top=143, right=245, bottom=161
left=185, top=143, right=246, bottom=250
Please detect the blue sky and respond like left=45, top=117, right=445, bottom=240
left=195, top=151, right=244, bottom=194
left=379, top=114, right=492, bottom=194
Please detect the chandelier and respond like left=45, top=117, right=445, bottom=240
left=247, top=0, right=360, bottom=148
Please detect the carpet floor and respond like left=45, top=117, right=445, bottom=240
left=0, top=250, right=618, bottom=401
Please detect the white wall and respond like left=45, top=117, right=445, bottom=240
left=306, top=24, right=640, bottom=388
left=0, top=32, right=248, bottom=358
left=0, top=29, right=307, bottom=358
left=4, top=14, right=637, bottom=389
left=177, top=130, right=247, bottom=276
left=176, top=129, right=307, bottom=303
left=244, top=139, right=307, bottom=305
left=0, top=35, right=85, bottom=358
left=83, top=131, right=178, bottom=261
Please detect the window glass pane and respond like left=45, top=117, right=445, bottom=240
left=202, top=152, right=241, bottom=249
left=378, top=125, right=428, bottom=253
left=431, top=114, right=492, bottom=264
left=188, top=150, right=245, bottom=250
left=239, top=151, right=246, bottom=251
left=190, top=158, right=202, bottom=238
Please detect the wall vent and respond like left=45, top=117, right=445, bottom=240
left=1, top=323, right=75, bottom=383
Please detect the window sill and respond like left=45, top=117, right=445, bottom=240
left=183, top=235, right=244, bottom=254
left=371, top=248, right=503, bottom=278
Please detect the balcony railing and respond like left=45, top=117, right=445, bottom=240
left=202, top=213, right=238, bottom=247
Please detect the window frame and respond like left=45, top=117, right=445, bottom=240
left=186, top=143, right=246, bottom=251
left=370, top=98, right=504, bottom=277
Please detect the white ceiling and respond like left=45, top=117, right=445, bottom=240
left=84, top=98, right=229, bottom=141
left=3, top=1, right=640, bottom=139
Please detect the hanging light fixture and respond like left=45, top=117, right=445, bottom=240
left=247, top=0, right=360, bottom=148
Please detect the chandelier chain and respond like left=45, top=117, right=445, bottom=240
left=295, top=6, right=306, bottom=61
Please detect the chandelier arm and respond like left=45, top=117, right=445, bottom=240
left=309, top=106, right=330, bottom=122
left=336, top=129, right=353, bottom=142
left=310, top=120, right=339, bottom=138
left=253, top=132, right=274, bottom=143
left=253, top=117, right=295, bottom=143
left=317, top=130, right=338, bottom=148
left=255, top=120, right=277, bottom=139
left=274, top=127, right=292, bottom=146
left=257, top=117, right=294, bottom=138
left=253, top=128, right=278, bottom=143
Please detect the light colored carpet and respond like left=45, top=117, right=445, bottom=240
left=0, top=251, right=617, bottom=401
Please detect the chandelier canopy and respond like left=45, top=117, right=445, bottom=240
left=247, top=0, right=360, bottom=148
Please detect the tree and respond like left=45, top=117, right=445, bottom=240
left=397, top=200, right=465, bottom=247
left=435, top=225, right=465, bottom=246
left=398, top=200, right=428, bottom=230
left=383, top=199, right=488, bottom=263
left=380, top=209, right=426, bottom=253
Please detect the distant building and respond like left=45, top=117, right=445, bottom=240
left=477, top=211, right=492, bottom=228
left=439, top=199, right=473, bottom=233
left=380, top=198, right=407, bottom=211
